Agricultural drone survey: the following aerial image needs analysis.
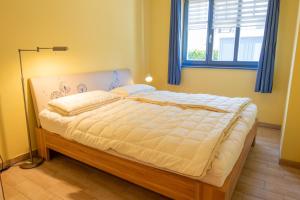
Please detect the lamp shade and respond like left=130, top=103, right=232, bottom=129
left=145, top=74, right=153, bottom=83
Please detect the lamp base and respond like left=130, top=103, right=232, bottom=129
left=20, top=157, right=44, bottom=169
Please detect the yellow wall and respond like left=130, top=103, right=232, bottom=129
left=0, top=0, right=143, bottom=160
left=145, top=0, right=300, bottom=125
left=1, top=0, right=299, bottom=162
left=281, top=6, right=300, bottom=163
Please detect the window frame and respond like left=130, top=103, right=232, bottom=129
left=182, top=0, right=262, bottom=70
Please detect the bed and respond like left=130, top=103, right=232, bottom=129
left=30, top=69, right=257, bottom=200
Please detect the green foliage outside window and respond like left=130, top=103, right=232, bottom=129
left=188, top=49, right=206, bottom=60
left=187, top=49, right=219, bottom=61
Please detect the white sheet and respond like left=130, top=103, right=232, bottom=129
left=39, top=103, right=257, bottom=187
left=39, top=109, right=76, bottom=135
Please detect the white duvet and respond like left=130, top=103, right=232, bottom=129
left=63, top=95, right=250, bottom=178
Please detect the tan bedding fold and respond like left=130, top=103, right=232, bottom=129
left=129, top=91, right=251, bottom=113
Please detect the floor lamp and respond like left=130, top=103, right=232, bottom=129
left=0, top=155, right=5, bottom=200
left=18, top=46, right=68, bottom=169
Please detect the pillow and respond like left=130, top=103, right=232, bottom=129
left=48, top=90, right=121, bottom=116
left=110, top=84, right=156, bottom=96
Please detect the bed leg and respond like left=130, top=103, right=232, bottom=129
left=35, top=128, right=51, bottom=161
left=200, top=184, right=227, bottom=200
left=252, top=136, right=256, bottom=147
left=44, top=148, right=51, bottom=161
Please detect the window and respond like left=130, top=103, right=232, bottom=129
left=182, top=0, right=268, bottom=69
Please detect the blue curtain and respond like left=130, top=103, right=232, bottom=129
left=168, top=0, right=182, bottom=85
left=255, top=0, right=280, bottom=93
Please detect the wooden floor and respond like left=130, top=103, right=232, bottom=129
left=1, top=127, right=300, bottom=200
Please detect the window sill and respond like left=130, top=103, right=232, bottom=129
left=181, top=64, right=258, bottom=71
left=182, top=66, right=258, bottom=70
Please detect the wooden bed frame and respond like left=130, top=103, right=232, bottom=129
left=35, top=121, right=257, bottom=200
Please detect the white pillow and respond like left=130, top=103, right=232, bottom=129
left=110, top=84, right=156, bottom=96
left=48, top=90, right=121, bottom=116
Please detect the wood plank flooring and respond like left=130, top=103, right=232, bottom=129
left=1, top=127, right=300, bottom=200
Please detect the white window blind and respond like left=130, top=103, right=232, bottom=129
left=188, top=0, right=209, bottom=30
left=213, top=0, right=268, bottom=28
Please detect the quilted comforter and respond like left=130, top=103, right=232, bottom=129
left=64, top=94, right=250, bottom=178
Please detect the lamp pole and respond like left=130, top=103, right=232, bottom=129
left=0, top=155, right=5, bottom=200
left=18, top=47, right=68, bottom=169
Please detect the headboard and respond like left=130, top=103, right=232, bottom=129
left=29, top=69, right=133, bottom=126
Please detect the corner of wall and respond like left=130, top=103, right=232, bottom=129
left=280, top=1, right=300, bottom=162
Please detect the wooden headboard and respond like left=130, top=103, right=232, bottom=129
left=29, top=69, right=133, bottom=126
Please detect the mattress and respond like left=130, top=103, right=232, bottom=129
left=39, top=103, right=257, bottom=187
